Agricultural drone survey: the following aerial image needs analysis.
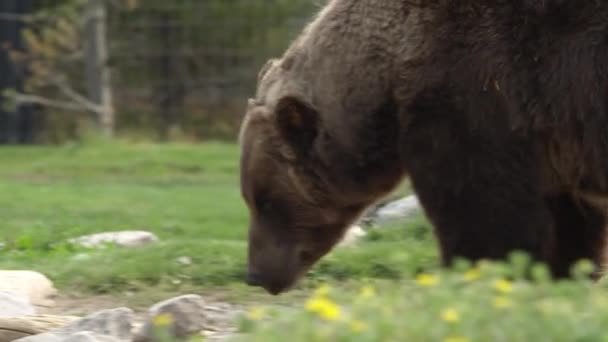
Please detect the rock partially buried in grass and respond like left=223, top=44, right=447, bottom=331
left=68, top=231, right=159, bottom=249
left=133, top=294, right=207, bottom=342
left=0, top=271, right=57, bottom=308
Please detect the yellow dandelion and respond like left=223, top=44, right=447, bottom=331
left=493, top=296, right=513, bottom=309
left=359, top=285, right=376, bottom=299
left=314, top=283, right=332, bottom=297
left=350, top=319, right=368, bottom=332
left=493, top=279, right=514, bottom=293
left=443, top=337, right=470, bottom=342
left=441, top=308, right=460, bottom=323
left=152, top=313, right=174, bottom=327
left=416, top=273, right=439, bottom=287
left=463, top=268, right=481, bottom=281
left=305, top=296, right=342, bottom=321
left=246, top=306, right=266, bottom=321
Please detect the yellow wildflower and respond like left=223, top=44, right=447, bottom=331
left=441, top=308, right=460, bottom=323
left=463, top=267, right=481, bottom=281
left=493, top=279, right=514, bottom=293
left=246, top=307, right=266, bottom=321
left=359, top=285, right=376, bottom=299
left=314, top=283, right=331, bottom=297
left=305, top=296, right=342, bottom=321
left=350, top=319, right=368, bottom=332
left=493, top=296, right=513, bottom=309
left=416, top=273, right=439, bottom=287
left=152, top=313, right=174, bottom=327
left=444, top=337, right=470, bottom=342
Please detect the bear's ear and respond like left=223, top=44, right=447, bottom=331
left=275, top=96, right=319, bottom=156
left=258, top=58, right=280, bottom=83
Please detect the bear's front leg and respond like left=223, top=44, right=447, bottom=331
left=545, top=193, right=608, bottom=278
left=404, top=135, right=556, bottom=272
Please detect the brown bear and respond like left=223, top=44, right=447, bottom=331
left=239, top=0, right=608, bottom=295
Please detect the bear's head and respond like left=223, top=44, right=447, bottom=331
left=238, top=58, right=370, bottom=295
left=238, top=0, right=410, bottom=294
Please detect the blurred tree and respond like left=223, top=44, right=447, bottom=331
left=5, top=0, right=115, bottom=138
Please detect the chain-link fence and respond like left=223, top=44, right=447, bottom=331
left=0, top=0, right=317, bottom=143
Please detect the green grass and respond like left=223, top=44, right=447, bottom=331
left=0, top=140, right=431, bottom=297
left=0, top=141, right=251, bottom=293
left=4, top=140, right=608, bottom=341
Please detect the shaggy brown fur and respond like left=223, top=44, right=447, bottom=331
left=239, top=0, right=608, bottom=294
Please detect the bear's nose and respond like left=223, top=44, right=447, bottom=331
left=246, top=271, right=288, bottom=295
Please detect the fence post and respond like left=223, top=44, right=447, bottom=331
left=0, top=0, right=38, bottom=144
left=84, top=0, right=114, bottom=137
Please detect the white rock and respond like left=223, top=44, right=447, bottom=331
left=0, top=292, right=36, bottom=317
left=0, top=271, right=57, bottom=308
left=338, top=225, right=367, bottom=247
left=374, top=195, right=421, bottom=225
left=68, top=231, right=159, bottom=249
left=176, top=256, right=192, bottom=266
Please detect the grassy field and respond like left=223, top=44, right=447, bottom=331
left=0, top=139, right=435, bottom=302
left=5, top=140, right=605, bottom=341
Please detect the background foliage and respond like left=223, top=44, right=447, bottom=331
left=2, top=0, right=318, bottom=143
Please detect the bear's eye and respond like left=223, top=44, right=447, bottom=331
left=254, top=191, right=277, bottom=216
left=253, top=190, right=268, bottom=209
left=259, top=200, right=274, bottom=214
left=253, top=188, right=293, bottom=225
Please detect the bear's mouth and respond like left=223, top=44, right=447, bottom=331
left=245, top=271, right=299, bottom=295
left=245, top=256, right=316, bottom=295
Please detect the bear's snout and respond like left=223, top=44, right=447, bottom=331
left=245, top=270, right=292, bottom=295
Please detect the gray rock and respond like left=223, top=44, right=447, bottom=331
left=68, top=231, right=159, bottom=249
left=62, top=331, right=123, bottom=342
left=16, top=308, right=134, bottom=342
left=0, top=292, right=36, bottom=317
left=371, top=195, right=421, bottom=226
left=0, top=270, right=57, bottom=308
left=200, top=303, right=242, bottom=341
left=59, top=307, right=133, bottom=339
left=134, top=294, right=206, bottom=342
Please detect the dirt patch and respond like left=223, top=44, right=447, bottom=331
left=41, top=294, right=132, bottom=317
